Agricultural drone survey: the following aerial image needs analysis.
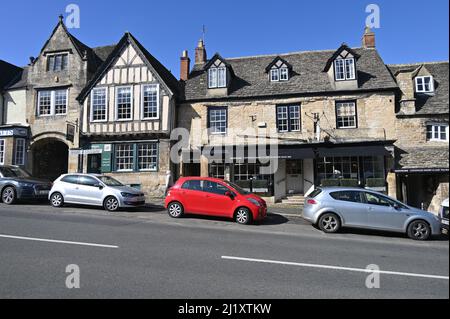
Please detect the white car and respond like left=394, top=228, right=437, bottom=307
left=49, top=174, right=145, bottom=211
left=440, top=198, right=449, bottom=235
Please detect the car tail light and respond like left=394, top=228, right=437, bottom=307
left=307, top=199, right=318, bottom=205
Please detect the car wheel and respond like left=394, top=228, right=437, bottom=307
left=408, top=220, right=431, bottom=241
left=235, top=207, right=252, bottom=225
left=168, top=202, right=184, bottom=218
left=2, top=187, right=16, bottom=205
left=50, top=192, right=64, bottom=208
left=104, top=196, right=120, bottom=212
left=318, top=213, right=341, bottom=233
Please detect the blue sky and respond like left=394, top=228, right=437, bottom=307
left=1, top=0, right=448, bottom=77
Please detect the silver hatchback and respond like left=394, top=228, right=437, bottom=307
left=49, top=174, right=145, bottom=211
left=303, top=187, right=441, bottom=240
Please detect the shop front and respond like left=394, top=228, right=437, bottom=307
left=0, top=126, right=30, bottom=168
left=188, top=141, right=396, bottom=203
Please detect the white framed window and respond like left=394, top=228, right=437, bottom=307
left=208, top=107, right=228, bottom=135
left=335, top=58, right=356, bottom=81
left=142, top=84, right=160, bottom=120
left=277, top=105, right=300, bottom=132
left=138, top=143, right=158, bottom=171
left=116, top=86, right=133, bottom=121
left=91, top=88, right=107, bottom=122
left=14, top=138, right=26, bottom=166
left=280, top=68, right=289, bottom=81
left=37, top=89, right=68, bottom=116
left=0, top=139, right=5, bottom=165
left=208, top=67, right=227, bottom=88
left=270, top=68, right=289, bottom=82
left=270, top=69, right=280, bottom=82
left=416, top=76, right=434, bottom=93
left=47, top=54, right=68, bottom=72
left=115, top=144, right=134, bottom=171
left=427, top=123, right=449, bottom=142
left=336, top=101, right=357, bottom=128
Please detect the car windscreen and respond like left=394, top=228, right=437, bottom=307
left=97, top=176, right=123, bottom=187
left=0, top=167, right=31, bottom=178
left=225, top=181, right=250, bottom=195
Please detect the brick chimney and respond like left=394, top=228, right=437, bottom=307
left=362, top=26, right=376, bottom=48
left=180, top=50, right=190, bottom=81
left=195, top=39, right=207, bottom=65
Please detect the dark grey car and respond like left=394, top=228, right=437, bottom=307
left=0, top=165, right=53, bottom=205
left=303, top=187, right=442, bottom=240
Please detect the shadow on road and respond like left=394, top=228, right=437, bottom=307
left=311, top=224, right=449, bottom=242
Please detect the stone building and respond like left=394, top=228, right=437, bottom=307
left=388, top=62, right=449, bottom=213
left=78, top=32, right=180, bottom=196
left=178, top=28, right=400, bottom=203
left=0, top=60, right=29, bottom=167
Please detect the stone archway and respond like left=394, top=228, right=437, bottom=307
left=31, top=138, right=69, bottom=181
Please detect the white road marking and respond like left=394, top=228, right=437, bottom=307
left=222, top=256, right=449, bottom=281
left=0, top=234, right=119, bottom=249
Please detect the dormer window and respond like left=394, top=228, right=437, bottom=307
left=335, top=58, right=355, bottom=81
left=416, top=76, right=434, bottom=93
left=270, top=68, right=289, bottom=82
left=267, top=57, right=292, bottom=82
left=208, top=66, right=227, bottom=88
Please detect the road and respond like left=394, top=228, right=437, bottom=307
left=0, top=203, right=448, bottom=299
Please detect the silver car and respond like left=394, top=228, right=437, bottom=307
left=49, top=174, right=145, bottom=212
left=303, top=187, right=441, bottom=240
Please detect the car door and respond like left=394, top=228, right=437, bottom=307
left=329, top=191, right=368, bottom=227
left=76, top=176, right=104, bottom=206
left=179, top=180, right=207, bottom=214
left=364, top=192, right=409, bottom=231
left=202, top=181, right=235, bottom=217
left=60, top=175, right=82, bottom=203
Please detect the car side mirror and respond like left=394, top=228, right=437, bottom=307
left=95, top=183, right=104, bottom=190
left=392, top=203, right=401, bottom=210
left=225, top=191, right=234, bottom=199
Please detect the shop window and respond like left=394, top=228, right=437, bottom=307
left=14, top=138, right=26, bottom=166
left=0, top=139, right=5, bottom=165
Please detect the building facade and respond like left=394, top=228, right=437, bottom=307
left=178, top=29, right=400, bottom=203
left=0, top=60, right=29, bottom=168
left=389, top=62, right=449, bottom=213
left=78, top=33, right=180, bottom=196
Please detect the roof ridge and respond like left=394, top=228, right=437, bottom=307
left=388, top=61, right=449, bottom=67
left=225, top=47, right=365, bottom=61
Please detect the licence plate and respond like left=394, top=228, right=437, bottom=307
left=442, top=219, right=449, bottom=226
left=38, top=190, right=49, bottom=196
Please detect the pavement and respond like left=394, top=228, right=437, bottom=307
left=0, top=202, right=448, bottom=299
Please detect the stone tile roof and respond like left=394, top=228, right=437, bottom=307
left=4, top=67, right=28, bottom=90
left=388, top=62, right=449, bottom=115
left=0, top=60, right=22, bottom=91
left=184, top=47, right=398, bottom=101
left=397, top=146, right=449, bottom=170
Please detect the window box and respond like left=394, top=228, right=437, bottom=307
left=340, top=179, right=359, bottom=187
left=321, top=179, right=341, bottom=187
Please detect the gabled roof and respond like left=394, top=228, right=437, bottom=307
left=184, top=47, right=398, bottom=101
left=0, top=60, right=23, bottom=91
left=265, top=56, right=293, bottom=73
left=323, top=44, right=361, bottom=72
left=203, top=53, right=231, bottom=70
left=78, top=32, right=181, bottom=102
left=388, top=62, right=449, bottom=115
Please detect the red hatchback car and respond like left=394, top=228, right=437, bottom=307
left=165, top=177, right=267, bottom=224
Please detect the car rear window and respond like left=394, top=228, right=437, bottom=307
left=181, top=180, right=203, bottom=191
left=308, top=188, right=322, bottom=198
left=330, top=191, right=364, bottom=203
left=61, top=175, right=80, bottom=184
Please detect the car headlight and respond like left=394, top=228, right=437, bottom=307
left=121, top=192, right=135, bottom=198
left=247, top=198, right=261, bottom=207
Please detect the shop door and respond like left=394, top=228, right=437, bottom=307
left=286, top=160, right=304, bottom=194
left=87, top=154, right=102, bottom=174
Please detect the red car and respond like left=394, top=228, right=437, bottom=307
left=165, top=177, right=267, bottom=224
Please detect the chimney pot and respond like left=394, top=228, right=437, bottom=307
left=362, top=27, right=376, bottom=48
left=195, top=39, right=207, bottom=65
left=180, top=50, right=191, bottom=81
